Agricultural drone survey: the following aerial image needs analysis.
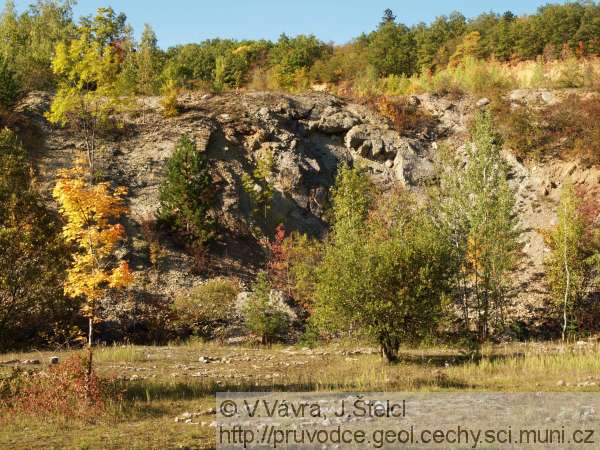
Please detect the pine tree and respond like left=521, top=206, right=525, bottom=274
left=158, top=135, right=215, bottom=245
left=381, top=9, right=396, bottom=25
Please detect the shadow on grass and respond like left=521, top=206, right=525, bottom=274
left=412, top=376, right=474, bottom=390
left=398, top=352, right=525, bottom=367
left=122, top=380, right=327, bottom=402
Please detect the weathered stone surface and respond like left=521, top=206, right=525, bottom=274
left=16, top=88, right=600, bottom=331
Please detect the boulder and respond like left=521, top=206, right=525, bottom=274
left=317, top=111, right=359, bottom=133
left=540, top=90, right=557, bottom=105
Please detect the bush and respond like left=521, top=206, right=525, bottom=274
left=243, top=272, right=289, bottom=345
left=495, top=94, right=600, bottom=165
left=172, top=278, right=240, bottom=340
left=241, top=148, right=274, bottom=220
left=262, top=224, right=321, bottom=312
left=0, top=355, right=120, bottom=423
left=0, top=57, right=18, bottom=109
left=160, top=79, right=180, bottom=117
left=375, top=96, right=436, bottom=136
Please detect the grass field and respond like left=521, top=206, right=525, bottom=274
left=1, top=339, right=600, bottom=449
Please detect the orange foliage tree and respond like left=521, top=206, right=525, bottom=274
left=53, top=165, right=133, bottom=373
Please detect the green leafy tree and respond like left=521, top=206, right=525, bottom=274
left=158, top=135, right=215, bottom=245
left=367, top=21, right=417, bottom=77
left=437, top=111, right=520, bottom=341
left=136, top=23, right=162, bottom=95
left=545, top=182, right=596, bottom=341
left=268, top=33, right=330, bottom=88
left=414, top=12, right=466, bottom=71
left=0, top=0, right=76, bottom=90
left=314, top=166, right=454, bottom=362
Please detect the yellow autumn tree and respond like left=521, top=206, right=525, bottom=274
left=46, top=7, right=133, bottom=178
left=449, top=31, right=481, bottom=67
left=53, top=164, right=133, bottom=374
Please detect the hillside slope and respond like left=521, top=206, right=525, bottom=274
left=18, top=89, right=600, bottom=336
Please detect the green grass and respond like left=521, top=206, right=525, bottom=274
left=2, top=340, right=600, bottom=449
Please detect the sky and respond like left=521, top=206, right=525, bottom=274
left=13, top=0, right=567, bottom=49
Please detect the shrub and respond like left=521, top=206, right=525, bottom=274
left=262, top=224, right=322, bottom=311
left=0, top=57, right=18, bottom=109
left=172, top=278, right=240, bottom=340
left=375, top=96, right=436, bottom=136
left=243, top=272, right=289, bottom=345
left=496, top=95, right=600, bottom=165
left=495, top=103, right=550, bottom=161
left=241, top=148, right=274, bottom=220
left=160, top=79, right=180, bottom=117
left=0, top=355, right=120, bottom=423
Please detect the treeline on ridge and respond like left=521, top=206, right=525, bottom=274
left=2, top=0, right=600, bottom=101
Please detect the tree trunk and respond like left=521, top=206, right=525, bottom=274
left=86, top=316, right=94, bottom=400
left=562, top=214, right=571, bottom=342
left=380, top=336, right=400, bottom=364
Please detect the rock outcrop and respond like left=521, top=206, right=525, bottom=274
left=17, top=89, right=600, bottom=332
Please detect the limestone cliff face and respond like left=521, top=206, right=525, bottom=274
left=17, top=89, right=600, bottom=331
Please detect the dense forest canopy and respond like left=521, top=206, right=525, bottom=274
left=2, top=0, right=600, bottom=96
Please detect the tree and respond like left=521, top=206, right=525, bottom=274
left=449, top=31, right=481, bottom=66
left=0, top=128, right=73, bottom=350
left=0, top=55, right=18, bottom=109
left=494, top=12, right=517, bottom=60
left=367, top=21, right=417, bottom=76
left=437, top=111, right=520, bottom=341
left=53, top=164, right=133, bottom=377
left=314, top=166, right=454, bottom=362
left=268, top=34, right=330, bottom=88
left=136, top=23, right=162, bottom=95
left=545, top=182, right=595, bottom=341
left=46, top=7, right=132, bottom=178
left=0, top=0, right=76, bottom=90
left=381, top=9, right=396, bottom=25
left=158, top=135, right=215, bottom=245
